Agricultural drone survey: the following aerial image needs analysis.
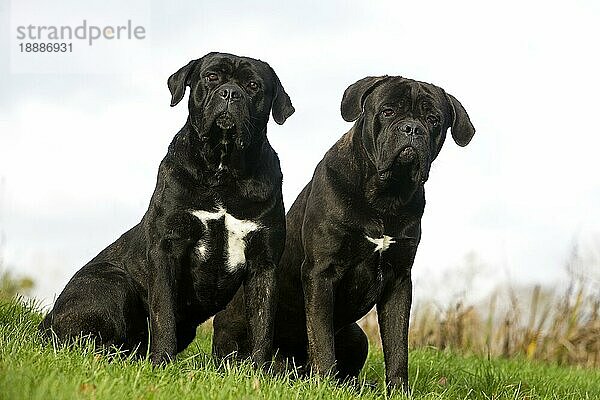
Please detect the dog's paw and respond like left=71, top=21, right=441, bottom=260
left=150, top=352, right=173, bottom=367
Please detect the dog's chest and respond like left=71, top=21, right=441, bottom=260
left=190, top=206, right=260, bottom=272
left=365, top=235, right=396, bottom=254
left=362, top=218, right=420, bottom=257
left=336, top=233, right=399, bottom=319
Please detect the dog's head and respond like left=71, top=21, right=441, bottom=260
left=341, top=76, right=475, bottom=204
left=168, top=52, right=294, bottom=172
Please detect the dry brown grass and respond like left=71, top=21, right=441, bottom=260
left=360, top=274, right=600, bottom=368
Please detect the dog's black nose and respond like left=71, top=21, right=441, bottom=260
left=397, top=122, right=422, bottom=136
left=218, top=84, right=242, bottom=102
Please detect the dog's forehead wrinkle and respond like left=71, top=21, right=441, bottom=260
left=374, top=82, right=418, bottom=108
left=212, top=56, right=235, bottom=68
left=234, top=68, right=261, bottom=83
left=212, top=60, right=251, bottom=77
left=237, top=59, right=254, bottom=70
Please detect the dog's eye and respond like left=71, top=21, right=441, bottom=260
left=381, top=109, right=395, bottom=117
left=247, top=81, right=259, bottom=90
left=206, top=73, right=219, bottom=82
left=427, top=115, right=440, bottom=127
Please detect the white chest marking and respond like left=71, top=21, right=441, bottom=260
left=191, top=207, right=260, bottom=272
left=366, top=235, right=396, bottom=254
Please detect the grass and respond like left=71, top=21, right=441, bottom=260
left=2, top=298, right=600, bottom=399
left=406, top=279, right=600, bottom=368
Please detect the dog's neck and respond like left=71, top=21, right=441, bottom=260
left=167, top=121, right=268, bottom=186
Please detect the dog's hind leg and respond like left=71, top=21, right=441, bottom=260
left=212, top=287, right=250, bottom=360
left=40, top=262, right=147, bottom=356
left=334, top=323, right=369, bottom=381
left=176, top=322, right=199, bottom=353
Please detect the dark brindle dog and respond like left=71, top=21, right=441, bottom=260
left=212, top=75, right=475, bottom=390
left=40, top=52, right=294, bottom=365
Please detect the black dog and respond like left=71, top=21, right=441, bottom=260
left=40, top=52, right=294, bottom=365
left=213, top=76, right=475, bottom=390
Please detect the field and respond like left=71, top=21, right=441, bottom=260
left=1, top=298, right=600, bottom=400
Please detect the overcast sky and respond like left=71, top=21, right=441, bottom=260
left=1, top=0, right=599, bottom=305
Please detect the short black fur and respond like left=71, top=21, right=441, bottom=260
left=212, top=76, right=475, bottom=391
left=40, top=52, right=295, bottom=366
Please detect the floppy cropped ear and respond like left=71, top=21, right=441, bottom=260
left=340, top=76, right=389, bottom=122
left=445, top=92, right=476, bottom=146
left=167, top=59, right=199, bottom=107
left=270, top=67, right=295, bottom=125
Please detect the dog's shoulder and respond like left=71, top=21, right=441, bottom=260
left=308, top=128, right=364, bottom=196
left=233, top=141, right=283, bottom=205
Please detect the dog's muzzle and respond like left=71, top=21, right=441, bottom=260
left=376, top=119, right=431, bottom=186
left=397, top=146, right=417, bottom=164
left=207, top=84, right=250, bottom=150
left=378, top=145, right=418, bottom=181
left=216, top=112, right=236, bottom=130
left=377, top=144, right=430, bottom=187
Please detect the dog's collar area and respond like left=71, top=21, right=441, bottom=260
left=365, top=235, right=396, bottom=254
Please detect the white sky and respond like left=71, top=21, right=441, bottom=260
left=1, top=0, right=599, bottom=305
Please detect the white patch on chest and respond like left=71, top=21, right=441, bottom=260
left=191, top=206, right=260, bottom=272
left=366, top=235, right=396, bottom=254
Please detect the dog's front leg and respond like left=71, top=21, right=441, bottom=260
left=377, top=271, right=412, bottom=392
left=147, top=246, right=178, bottom=365
left=244, top=257, right=277, bottom=366
left=302, top=258, right=337, bottom=376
